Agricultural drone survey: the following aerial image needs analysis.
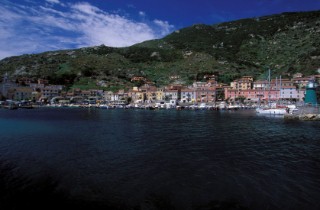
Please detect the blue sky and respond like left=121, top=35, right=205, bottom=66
left=1, top=0, right=320, bottom=60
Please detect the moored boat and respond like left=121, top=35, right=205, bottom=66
left=256, top=107, right=287, bottom=115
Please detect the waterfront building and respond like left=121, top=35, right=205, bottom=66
left=79, top=90, right=91, bottom=98
left=104, top=91, right=114, bottom=102
left=180, top=88, right=196, bottom=103
left=145, top=87, right=157, bottom=103
left=1, top=73, right=17, bottom=98
left=195, top=87, right=216, bottom=102
left=164, top=89, right=179, bottom=101
left=270, top=78, right=293, bottom=90
left=253, top=80, right=268, bottom=90
left=225, top=87, right=282, bottom=103
left=225, top=88, right=259, bottom=102
left=279, top=86, right=301, bottom=101
left=41, top=85, right=64, bottom=100
left=156, top=88, right=165, bottom=101
left=135, top=84, right=157, bottom=103
left=128, top=88, right=144, bottom=103
left=292, top=77, right=312, bottom=88
left=230, top=76, right=253, bottom=90
left=108, top=89, right=128, bottom=103
left=110, top=91, right=119, bottom=102
left=8, top=87, right=33, bottom=101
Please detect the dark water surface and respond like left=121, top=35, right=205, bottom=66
left=0, top=108, right=320, bottom=209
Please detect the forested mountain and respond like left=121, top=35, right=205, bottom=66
left=1, top=10, right=319, bottom=90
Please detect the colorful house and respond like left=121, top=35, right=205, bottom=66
left=180, top=88, right=196, bottom=103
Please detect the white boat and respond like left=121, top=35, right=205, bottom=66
left=256, top=107, right=287, bottom=115
left=227, top=104, right=240, bottom=110
left=256, top=69, right=288, bottom=115
left=217, top=101, right=227, bottom=110
left=198, top=103, right=207, bottom=109
left=98, top=104, right=109, bottom=109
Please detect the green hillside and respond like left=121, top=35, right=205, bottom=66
left=1, top=10, right=320, bottom=90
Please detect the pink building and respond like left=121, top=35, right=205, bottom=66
left=224, top=88, right=280, bottom=102
left=195, top=87, right=216, bottom=102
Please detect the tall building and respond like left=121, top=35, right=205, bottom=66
left=1, top=73, right=17, bottom=99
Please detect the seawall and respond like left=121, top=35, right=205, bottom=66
left=284, top=106, right=320, bottom=121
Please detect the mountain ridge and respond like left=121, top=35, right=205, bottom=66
left=1, top=10, right=320, bottom=90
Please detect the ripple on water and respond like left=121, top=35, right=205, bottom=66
left=0, top=109, right=320, bottom=209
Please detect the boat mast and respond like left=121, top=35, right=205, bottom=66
left=268, top=69, right=271, bottom=107
left=279, top=75, right=282, bottom=103
left=276, top=76, right=278, bottom=101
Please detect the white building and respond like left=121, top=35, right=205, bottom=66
left=41, top=85, right=64, bottom=99
left=164, top=90, right=179, bottom=101
left=180, top=88, right=196, bottom=103
left=280, top=86, right=303, bottom=101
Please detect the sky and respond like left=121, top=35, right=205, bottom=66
left=1, top=0, right=320, bottom=60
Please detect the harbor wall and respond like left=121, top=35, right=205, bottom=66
left=285, top=106, right=320, bottom=121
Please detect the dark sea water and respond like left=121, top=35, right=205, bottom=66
left=0, top=108, right=320, bottom=210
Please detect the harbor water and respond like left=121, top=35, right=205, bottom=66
left=0, top=108, right=320, bottom=209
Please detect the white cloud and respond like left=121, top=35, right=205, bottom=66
left=153, top=19, right=175, bottom=36
left=71, top=2, right=102, bottom=15
left=46, top=0, right=60, bottom=4
left=139, top=11, right=146, bottom=17
left=0, top=1, right=175, bottom=60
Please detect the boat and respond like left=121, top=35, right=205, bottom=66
left=256, top=69, right=288, bottom=115
left=18, top=101, right=34, bottom=109
left=287, top=104, right=299, bottom=114
left=1, top=100, right=18, bottom=110
left=98, top=104, right=109, bottom=109
left=227, top=104, right=240, bottom=110
left=256, top=107, right=287, bottom=115
left=217, top=101, right=227, bottom=110
left=198, top=103, right=207, bottom=109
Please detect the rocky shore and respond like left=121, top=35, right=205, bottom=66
left=284, top=113, right=320, bottom=121
left=284, top=106, right=320, bottom=121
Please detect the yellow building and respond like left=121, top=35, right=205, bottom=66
left=128, top=88, right=144, bottom=103
left=156, top=88, right=164, bottom=101
left=231, top=76, right=253, bottom=90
